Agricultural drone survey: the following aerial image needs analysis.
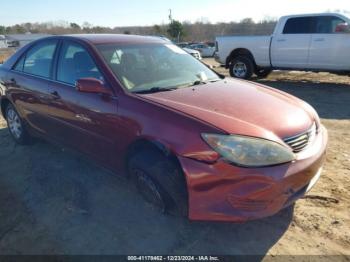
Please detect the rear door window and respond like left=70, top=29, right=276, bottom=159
left=315, top=16, right=346, bottom=33
left=22, top=40, right=58, bottom=78
left=283, top=17, right=315, bottom=34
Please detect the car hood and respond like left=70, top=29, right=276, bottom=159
left=139, top=79, right=316, bottom=142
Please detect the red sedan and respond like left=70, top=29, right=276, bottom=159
left=0, top=35, right=328, bottom=222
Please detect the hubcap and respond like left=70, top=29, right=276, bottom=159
left=7, top=108, right=22, bottom=139
left=132, top=168, right=166, bottom=212
left=233, top=62, right=247, bottom=78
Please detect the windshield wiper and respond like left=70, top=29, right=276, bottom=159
left=133, top=87, right=178, bottom=94
left=185, top=78, right=222, bottom=88
left=135, top=79, right=223, bottom=94
left=192, top=80, right=207, bottom=86
left=209, top=79, right=222, bottom=83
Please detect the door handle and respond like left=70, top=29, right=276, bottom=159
left=276, top=39, right=286, bottom=42
left=314, top=38, right=325, bottom=42
left=50, top=91, right=61, bottom=99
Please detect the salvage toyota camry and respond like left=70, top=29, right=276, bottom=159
left=0, top=35, right=328, bottom=222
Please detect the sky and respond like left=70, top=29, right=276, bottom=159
left=0, top=0, right=349, bottom=27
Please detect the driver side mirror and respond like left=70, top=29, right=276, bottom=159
left=76, top=78, right=113, bottom=96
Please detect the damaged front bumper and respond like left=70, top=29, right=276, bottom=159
left=179, top=126, right=328, bottom=222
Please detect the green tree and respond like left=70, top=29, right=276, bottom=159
left=13, top=24, right=26, bottom=33
left=241, top=18, right=254, bottom=24
left=167, top=20, right=185, bottom=42
left=0, top=26, right=5, bottom=34
left=70, top=22, right=82, bottom=33
left=70, top=23, right=81, bottom=30
left=153, top=24, right=163, bottom=35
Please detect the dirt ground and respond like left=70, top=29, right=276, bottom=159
left=0, top=49, right=16, bottom=64
left=0, top=58, right=349, bottom=258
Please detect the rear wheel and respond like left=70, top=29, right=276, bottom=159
left=229, top=56, right=254, bottom=79
left=5, top=103, right=31, bottom=145
left=255, top=68, right=272, bottom=78
left=127, top=148, right=188, bottom=217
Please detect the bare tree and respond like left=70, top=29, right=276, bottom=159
left=0, top=19, right=277, bottom=41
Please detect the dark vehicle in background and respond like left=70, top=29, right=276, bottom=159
left=0, top=34, right=327, bottom=222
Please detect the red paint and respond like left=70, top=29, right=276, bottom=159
left=76, top=78, right=113, bottom=96
left=0, top=35, right=328, bottom=222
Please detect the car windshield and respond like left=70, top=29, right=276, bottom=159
left=96, top=43, right=220, bottom=93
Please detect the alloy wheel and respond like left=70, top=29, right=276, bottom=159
left=232, top=62, right=248, bottom=78
left=7, top=108, right=22, bottom=139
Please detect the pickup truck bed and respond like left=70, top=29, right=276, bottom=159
left=215, top=35, right=272, bottom=68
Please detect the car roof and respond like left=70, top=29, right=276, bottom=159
left=280, top=12, right=349, bottom=20
left=1, top=34, right=168, bottom=69
left=49, top=34, right=168, bottom=45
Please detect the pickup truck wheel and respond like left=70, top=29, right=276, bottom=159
left=127, top=148, right=188, bottom=217
left=255, top=69, right=272, bottom=78
left=229, top=56, right=254, bottom=79
left=5, top=103, right=31, bottom=145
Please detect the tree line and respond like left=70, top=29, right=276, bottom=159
left=0, top=18, right=277, bottom=42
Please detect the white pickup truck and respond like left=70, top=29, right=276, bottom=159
left=215, top=13, right=350, bottom=79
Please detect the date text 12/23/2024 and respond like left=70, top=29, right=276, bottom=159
left=128, top=256, right=220, bottom=261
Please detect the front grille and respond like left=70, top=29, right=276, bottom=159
left=284, top=123, right=317, bottom=153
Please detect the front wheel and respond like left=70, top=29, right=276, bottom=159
left=5, top=103, right=31, bottom=145
left=229, top=56, right=254, bottom=79
left=127, top=148, right=188, bottom=217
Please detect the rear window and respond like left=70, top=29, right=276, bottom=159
left=283, top=17, right=315, bottom=34
left=17, top=40, right=58, bottom=78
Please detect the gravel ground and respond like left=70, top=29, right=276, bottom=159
left=0, top=59, right=349, bottom=258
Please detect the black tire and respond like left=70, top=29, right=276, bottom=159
left=229, top=56, right=254, bottom=79
left=5, top=103, right=31, bottom=145
left=127, top=148, right=188, bottom=217
left=255, top=69, right=272, bottom=78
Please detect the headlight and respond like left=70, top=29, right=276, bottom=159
left=202, top=134, right=295, bottom=167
